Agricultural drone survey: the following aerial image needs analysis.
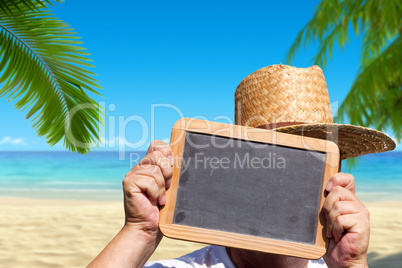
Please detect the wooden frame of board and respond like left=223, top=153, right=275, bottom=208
left=159, top=118, right=340, bottom=259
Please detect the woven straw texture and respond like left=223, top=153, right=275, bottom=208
left=275, top=123, right=395, bottom=160
left=235, top=64, right=396, bottom=160
left=235, top=65, right=333, bottom=128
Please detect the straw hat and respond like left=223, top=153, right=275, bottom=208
left=235, top=64, right=396, bottom=160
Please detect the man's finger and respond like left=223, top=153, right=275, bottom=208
left=326, top=200, right=361, bottom=238
left=126, top=175, right=160, bottom=206
left=147, top=140, right=173, bottom=165
left=323, top=186, right=356, bottom=215
left=325, top=173, right=356, bottom=194
left=134, top=150, right=173, bottom=180
left=132, top=165, right=166, bottom=204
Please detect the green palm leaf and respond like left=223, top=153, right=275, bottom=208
left=339, top=36, right=402, bottom=140
left=285, top=0, right=401, bottom=136
left=285, top=0, right=401, bottom=167
left=0, top=0, right=57, bottom=17
left=0, top=1, right=104, bottom=154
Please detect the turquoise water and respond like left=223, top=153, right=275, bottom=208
left=0, top=151, right=401, bottom=201
left=0, top=151, right=145, bottom=201
left=346, top=151, right=402, bottom=202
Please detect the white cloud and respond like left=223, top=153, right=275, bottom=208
left=95, top=136, right=169, bottom=150
left=0, top=137, right=11, bottom=144
left=11, top=138, right=24, bottom=144
left=0, top=136, right=26, bottom=146
left=97, top=136, right=149, bottom=149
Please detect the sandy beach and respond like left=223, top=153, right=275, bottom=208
left=0, top=197, right=401, bottom=268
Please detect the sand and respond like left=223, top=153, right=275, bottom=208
left=0, top=197, right=401, bottom=268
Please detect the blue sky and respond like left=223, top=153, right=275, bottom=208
left=0, top=0, right=400, bottom=152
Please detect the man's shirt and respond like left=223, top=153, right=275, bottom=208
left=144, top=245, right=327, bottom=267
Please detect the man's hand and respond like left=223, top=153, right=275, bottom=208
left=123, top=140, right=173, bottom=241
left=87, top=140, right=173, bottom=268
left=323, top=173, right=370, bottom=268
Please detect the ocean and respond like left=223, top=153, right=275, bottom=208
left=0, top=151, right=401, bottom=202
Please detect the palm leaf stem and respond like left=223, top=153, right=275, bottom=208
left=0, top=17, right=71, bottom=125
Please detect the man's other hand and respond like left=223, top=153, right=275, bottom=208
left=323, top=173, right=370, bottom=268
left=123, top=140, right=173, bottom=241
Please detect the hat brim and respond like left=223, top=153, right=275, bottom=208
left=273, top=123, right=396, bottom=160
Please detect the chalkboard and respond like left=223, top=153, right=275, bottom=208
left=174, top=131, right=325, bottom=244
left=159, top=118, right=340, bottom=259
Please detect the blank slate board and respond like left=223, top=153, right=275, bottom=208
left=159, top=118, right=340, bottom=259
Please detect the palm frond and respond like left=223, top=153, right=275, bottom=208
left=285, top=0, right=346, bottom=67
left=0, top=0, right=60, bottom=16
left=337, top=36, right=402, bottom=139
left=0, top=2, right=103, bottom=154
left=285, top=0, right=402, bottom=168
left=285, top=0, right=401, bottom=131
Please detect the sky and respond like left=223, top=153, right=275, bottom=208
left=0, top=0, right=400, bottom=152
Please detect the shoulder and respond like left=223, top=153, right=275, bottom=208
left=144, top=245, right=236, bottom=268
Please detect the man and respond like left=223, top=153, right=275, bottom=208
left=88, top=139, right=369, bottom=268
left=88, top=65, right=394, bottom=267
